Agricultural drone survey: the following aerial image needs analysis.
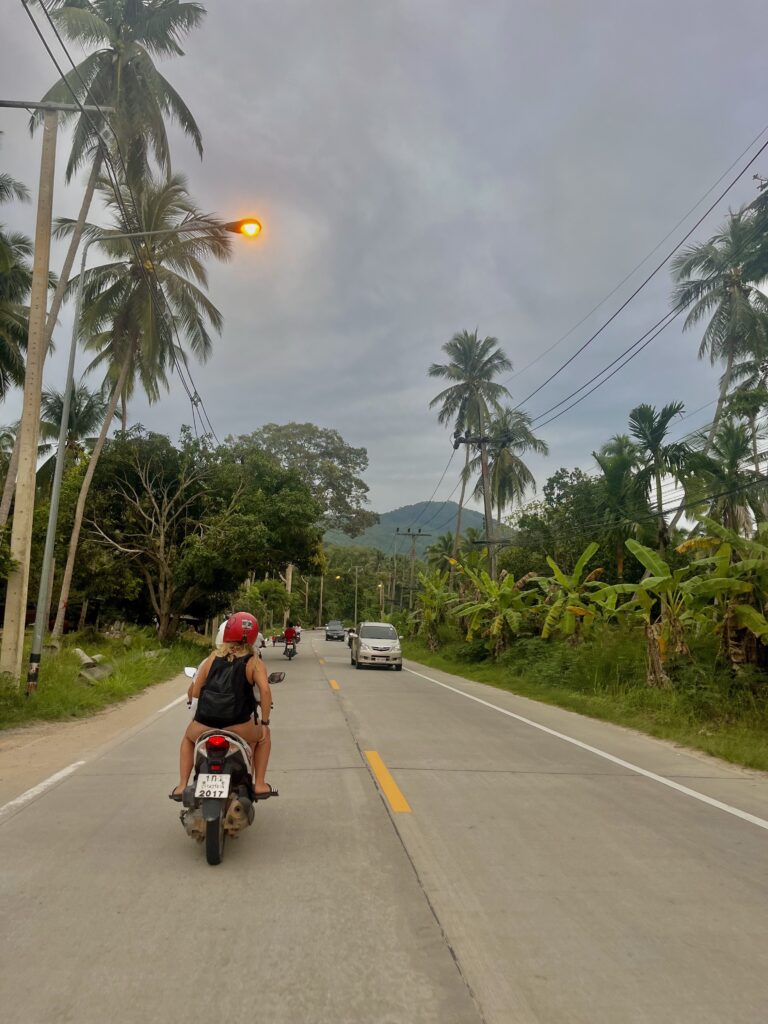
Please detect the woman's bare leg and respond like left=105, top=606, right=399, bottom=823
left=175, top=735, right=195, bottom=794
left=253, top=728, right=271, bottom=794
left=173, top=722, right=207, bottom=795
left=227, top=721, right=272, bottom=795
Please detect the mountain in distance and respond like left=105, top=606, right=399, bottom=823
left=324, top=501, right=488, bottom=558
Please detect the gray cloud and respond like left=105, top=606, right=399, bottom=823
left=1, top=0, right=766, bottom=514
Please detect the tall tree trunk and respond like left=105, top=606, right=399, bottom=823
left=750, top=414, right=761, bottom=474
left=51, top=355, right=129, bottom=638
left=0, top=434, right=21, bottom=529
left=668, top=345, right=734, bottom=534
left=655, top=465, right=666, bottom=554
left=120, top=390, right=128, bottom=432
left=0, top=155, right=101, bottom=530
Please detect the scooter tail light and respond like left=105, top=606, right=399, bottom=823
left=206, top=734, right=230, bottom=755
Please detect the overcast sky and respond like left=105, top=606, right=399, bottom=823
left=2, top=0, right=766, bottom=517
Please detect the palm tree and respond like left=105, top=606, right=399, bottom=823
left=36, top=381, right=111, bottom=496
left=628, top=402, right=695, bottom=553
left=671, top=210, right=768, bottom=453
left=725, top=386, right=768, bottom=475
left=593, top=435, right=647, bottom=578
left=469, top=408, right=548, bottom=525
left=698, top=419, right=766, bottom=534
left=0, top=145, right=32, bottom=402
left=425, top=531, right=453, bottom=570
left=429, top=330, right=511, bottom=577
left=0, top=229, right=32, bottom=402
left=49, top=174, right=230, bottom=638
left=1, top=1, right=208, bottom=526
left=0, top=144, right=30, bottom=274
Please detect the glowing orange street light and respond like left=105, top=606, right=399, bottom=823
left=224, top=217, right=262, bottom=238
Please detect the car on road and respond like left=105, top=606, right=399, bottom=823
left=325, top=620, right=346, bottom=641
left=350, top=622, right=402, bottom=670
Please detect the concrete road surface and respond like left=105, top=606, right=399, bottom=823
left=1, top=631, right=767, bottom=1024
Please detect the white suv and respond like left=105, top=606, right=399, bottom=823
left=350, top=622, right=403, bottom=671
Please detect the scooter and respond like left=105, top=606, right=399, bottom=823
left=283, top=640, right=297, bottom=660
left=179, top=668, right=285, bottom=865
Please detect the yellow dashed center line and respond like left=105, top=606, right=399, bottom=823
left=328, top=679, right=340, bottom=690
left=319, top=658, right=326, bottom=665
left=364, top=751, right=412, bottom=813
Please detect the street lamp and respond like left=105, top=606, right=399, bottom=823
left=26, top=217, right=262, bottom=692
left=225, top=218, right=262, bottom=238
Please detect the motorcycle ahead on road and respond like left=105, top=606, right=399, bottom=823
left=179, top=667, right=284, bottom=865
left=283, top=640, right=297, bottom=660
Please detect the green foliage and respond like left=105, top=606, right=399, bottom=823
left=0, top=629, right=202, bottom=729
left=245, top=422, right=377, bottom=536
left=453, top=565, right=537, bottom=655
left=536, top=543, right=606, bottom=640
left=413, top=569, right=454, bottom=650
left=83, top=428, right=322, bottom=638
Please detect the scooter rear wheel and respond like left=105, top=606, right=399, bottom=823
left=205, top=811, right=225, bottom=865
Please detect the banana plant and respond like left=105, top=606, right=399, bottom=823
left=453, top=564, right=538, bottom=656
left=610, top=536, right=754, bottom=682
left=681, top=517, right=768, bottom=667
left=535, top=542, right=607, bottom=640
left=413, top=569, right=455, bottom=651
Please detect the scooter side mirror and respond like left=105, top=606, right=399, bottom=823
left=184, top=666, right=196, bottom=679
left=268, top=672, right=285, bottom=684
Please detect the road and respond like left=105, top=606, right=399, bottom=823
left=1, top=631, right=767, bottom=1024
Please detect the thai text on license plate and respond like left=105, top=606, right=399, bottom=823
left=195, top=773, right=231, bottom=799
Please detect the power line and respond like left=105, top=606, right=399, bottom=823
left=533, top=307, right=685, bottom=430
left=408, top=447, right=456, bottom=528
left=510, top=462, right=768, bottom=542
left=513, top=127, right=768, bottom=411
left=504, top=121, right=768, bottom=387
left=530, top=305, right=683, bottom=425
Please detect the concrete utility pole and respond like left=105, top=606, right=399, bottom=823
left=352, top=564, right=364, bottom=627
left=452, top=428, right=502, bottom=580
left=0, top=109, right=57, bottom=680
left=395, top=528, right=432, bottom=610
left=390, top=534, right=398, bottom=611
left=0, top=100, right=114, bottom=683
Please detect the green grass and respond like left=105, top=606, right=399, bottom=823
left=403, top=629, right=768, bottom=771
left=0, top=627, right=206, bottom=730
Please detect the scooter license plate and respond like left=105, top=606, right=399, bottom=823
left=195, top=774, right=231, bottom=799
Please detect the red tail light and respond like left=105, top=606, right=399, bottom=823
left=206, top=734, right=229, bottom=755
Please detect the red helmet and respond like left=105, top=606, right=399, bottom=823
left=222, top=612, right=259, bottom=646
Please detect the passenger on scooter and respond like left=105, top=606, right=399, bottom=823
left=170, top=612, right=277, bottom=802
left=283, top=621, right=297, bottom=656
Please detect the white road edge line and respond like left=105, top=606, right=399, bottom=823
left=405, top=666, right=768, bottom=833
left=0, top=691, right=188, bottom=822
left=0, top=760, right=86, bottom=822
left=156, top=694, right=188, bottom=714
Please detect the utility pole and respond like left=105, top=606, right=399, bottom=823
left=350, top=564, right=366, bottom=626
left=0, top=109, right=57, bottom=680
left=390, top=534, right=398, bottom=611
left=452, top=428, right=500, bottom=580
left=0, top=101, right=113, bottom=683
left=396, top=528, right=432, bottom=610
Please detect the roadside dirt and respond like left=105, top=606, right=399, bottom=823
left=0, top=673, right=187, bottom=807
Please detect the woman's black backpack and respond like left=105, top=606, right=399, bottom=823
left=197, top=655, right=254, bottom=725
